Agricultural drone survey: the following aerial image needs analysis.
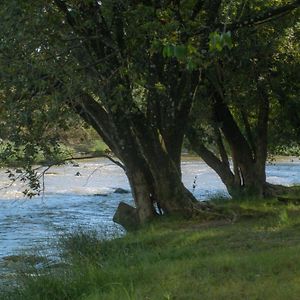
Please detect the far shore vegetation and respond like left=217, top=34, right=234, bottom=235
left=1, top=124, right=299, bottom=168
left=0, top=127, right=109, bottom=168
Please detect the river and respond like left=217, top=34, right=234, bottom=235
left=0, top=157, right=300, bottom=261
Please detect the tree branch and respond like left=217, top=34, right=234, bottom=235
left=42, top=154, right=125, bottom=170
left=227, top=0, right=300, bottom=31
left=187, top=127, right=235, bottom=187
left=240, top=108, right=256, bottom=157
left=214, top=125, right=230, bottom=168
left=54, top=0, right=77, bottom=27
left=192, top=0, right=300, bottom=35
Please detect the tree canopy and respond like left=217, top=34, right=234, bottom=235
left=0, top=0, right=299, bottom=227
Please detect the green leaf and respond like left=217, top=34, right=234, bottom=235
left=223, top=31, right=233, bottom=49
left=209, top=31, right=233, bottom=52
left=186, top=59, right=197, bottom=71
left=174, top=45, right=187, bottom=59
left=163, top=44, right=174, bottom=58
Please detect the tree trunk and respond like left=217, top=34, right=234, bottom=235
left=211, top=85, right=269, bottom=198
left=188, top=92, right=269, bottom=199
left=150, top=159, right=196, bottom=216
left=74, top=94, right=198, bottom=226
left=130, top=113, right=198, bottom=216
left=126, top=167, right=158, bottom=223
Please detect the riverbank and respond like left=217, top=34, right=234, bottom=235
left=1, top=198, right=300, bottom=299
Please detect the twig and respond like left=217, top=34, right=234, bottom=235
left=38, top=154, right=125, bottom=170
left=83, top=163, right=115, bottom=187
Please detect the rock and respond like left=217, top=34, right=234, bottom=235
left=113, top=202, right=139, bottom=231
left=15, top=169, right=23, bottom=174
left=93, top=193, right=108, bottom=197
left=73, top=163, right=80, bottom=167
left=114, top=188, right=130, bottom=194
left=278, top=196, right=300, bottom=205
left=75, top=171, right=81, bottom=176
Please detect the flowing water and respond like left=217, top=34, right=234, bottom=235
left=0, top=157, right=300, bottom=263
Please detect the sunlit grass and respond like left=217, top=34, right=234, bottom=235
left=1, top=199, right=300, bottom=299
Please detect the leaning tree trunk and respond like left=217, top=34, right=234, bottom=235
left=73, top=95, right=158, bottom=225
left=188, top=128, right=269, bottom=199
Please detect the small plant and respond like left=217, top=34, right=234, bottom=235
left=278, top=209, right=289, bottom=226
left=59, top=230, right=103, bottom=262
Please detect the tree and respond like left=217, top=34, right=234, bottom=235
left=187, top=0, right=300, bottom=197
left=0, top=1, right=206, bottom=226
left=0, top=1, right=299, bottom=228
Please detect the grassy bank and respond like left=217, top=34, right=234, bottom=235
left=1, top=198, right=300, bottom=300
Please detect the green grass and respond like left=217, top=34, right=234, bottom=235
left=1, top=199, right=300, bottom=300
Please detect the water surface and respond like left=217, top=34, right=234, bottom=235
left=0, top=157, right=300, bottom=260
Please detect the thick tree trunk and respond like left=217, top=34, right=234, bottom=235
left=210, top=84, right=269, bottom=198
left=121, top=138, right=197, bottom=221
left=126, top=167, right=157, bottom=223
left=131, top=113, right=198, bottom=216
left=150, top=159, right=196, bottom=216
left=73, top=96, right=157, bottom=224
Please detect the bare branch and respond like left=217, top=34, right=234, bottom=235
left=41, top=154, right=125, bottom=170
left=227, top=0, right=300, bottom=31
left=192, top=0, right=300, bottom=35
left=83, top=163, right=115, bottom=187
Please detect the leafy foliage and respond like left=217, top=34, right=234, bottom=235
left=0, top=0, right=299, bottom=199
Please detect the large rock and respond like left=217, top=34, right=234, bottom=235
left=113, top=202, right=139, bottom=231
left=114, top=188, right=130, bottom=194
